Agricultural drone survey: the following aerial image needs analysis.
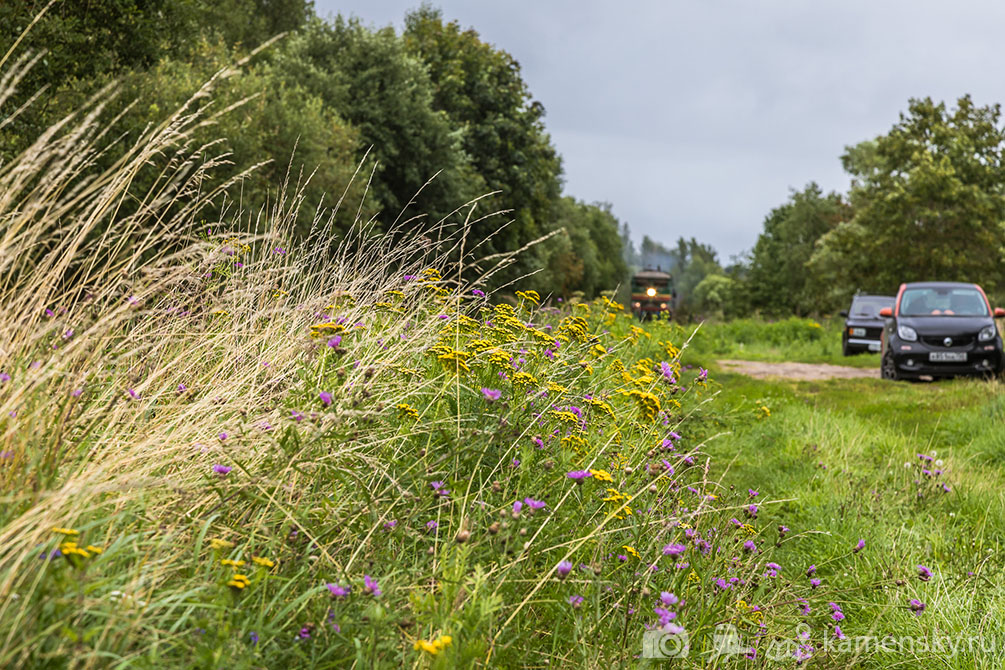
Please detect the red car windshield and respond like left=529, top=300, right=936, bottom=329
left=899, top=287, right=988, bottom=317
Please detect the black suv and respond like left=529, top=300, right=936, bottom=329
left=840, top=294, right=895, bottom=355
left=880, top=281, right=1005, bottom=380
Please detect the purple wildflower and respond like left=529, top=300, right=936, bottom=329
left=249, top=631, right=259, bottom=645
left=743, top=540, right=757, bottom=553
left=319, top=391, right=333, bottom=407
left=213, top=464, right=232, bottom=475
left=918, top=565, right=931, bottom=582
left=909, top=598, right=926, bottom=615
left=568, top=594, right=584, bottom=608
left=426, top=520, right=438, bottom=532
left=512, top=500, right=523, bottom=515
left=697, top=367, right=708, bottom=381
left=660, top=592, right=679, bottom=606
left=748, top=489, right=759, bottom=497
left=481, top=387, right=502, bottom=401
left=810, top=578, right=821, bottom=589
left=663, top=543, right=687, bottom=557
left=327, top=335, right=342, bottom=348
left=127, top=388, right=140, bottom=400
left=524, top=497, right=546, bottom=511
left=363, top=575, right=381, bottom=597
left=0, top=372, right=9, bottom=383
left=556, top=560, right=573, bottom=579
left=853, top=539, right=865, bottom=553
left=807, top=565, right=816, bottom=576
left=746, top=504, right=758, bottom=518
left=327, top=583, right=350, bottom=598
left=472, top=289, right=485, bottom=297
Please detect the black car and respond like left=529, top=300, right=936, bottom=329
left=840, top=294, right=895, bottom=355
left=879, top=281, right=1005, bottom=380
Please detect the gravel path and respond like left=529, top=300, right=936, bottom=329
left=717, top=359, right=880, bottom=381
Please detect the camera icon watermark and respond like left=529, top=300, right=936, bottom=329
left=642, top=627, right=690, bottom=658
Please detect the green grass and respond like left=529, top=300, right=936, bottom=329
left=684, top=317, right=881, bottom=368
left=696, top=367, right=1005, bottom=668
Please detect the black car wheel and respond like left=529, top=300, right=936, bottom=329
left=880, top=349, right=899, bottom=381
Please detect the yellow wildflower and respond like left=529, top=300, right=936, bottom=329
left=252, top=556, right=276, bottom=568
left=589, top=469, right=614, bottom=483
left=51, top=527, right=79, bottom=537
left=209, top=538, right=235, bottom=550
left=396, top=403, right=419, bottom=420
left=227, top=574, right=250, bottom=590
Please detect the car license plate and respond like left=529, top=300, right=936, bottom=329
left=868, top=342, right=880, bottom=352
left=929, top=352, right=966, bottom=362
left=850, top=327, right=866, bottom=337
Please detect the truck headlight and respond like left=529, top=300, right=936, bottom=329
left=646, top=287, right=657, bottom=297
left=979, top=324, right=997, bottom=342
left=897, top=325, right=918, bottom=341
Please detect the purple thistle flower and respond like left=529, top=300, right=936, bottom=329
left=568, top=594, right=584, bottom=608
left=319, top=391, right=333, bottom=407
left=425, top=520, right=438, bottom=532
left=918, top=565, right=931, bottom=582
left=834, top=625, right=845, bottom=639
left=481, top=387, right=502, bottom=401
left=524, top=497, right=546, bottom=511
left=71, top=388, right=83, bottom=397
left=807, top=565, right=816, bottom=576
left=403, top=274, right=415, bottom=281
left=748, top=489, right=759, bottom=497
left=291, top=410, right=304, bottom=422
left=698, top=367, right=708, bottom=381
left=127, top=388, right=140, bottom=400
left=249, top=631, right=259, bottom=645
left=363, top=575, right=381, bottom=597
left=810, top=578, right=821, bottom=589
left=0, top=372, right=9, bottom=383
left=297, top=626, right=311, bottom=640
left=743, top=540, right=757, bottom=553
left=664, top=622, right=685, bottom=635
left=213, top=464, right=232, bottom=475
left=660, top=361, right=676, bottom=383
left=662, top=543, right=686, bottom=557
left=909, top=598, right=926, bottom=615
left=798, top=600, right=811, bottom=616
left=556, top=560, right=573, bottom=579
left=660, top=592, right=679, bottom=606
left=853, top=539, right=865, bottom=553
left=326, top=583, right=350, bottom=598
left=512, top=500, right=523, bottom=515
left=746, top=504, right=758, bottom=518
left=472, top=289, right=485, bottom=297
left=327, top=335, right=342, bottom=348
left=218, top=432, right=228, bottom=441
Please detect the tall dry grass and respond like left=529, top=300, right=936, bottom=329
left=0, top=50, right=515, bottom=665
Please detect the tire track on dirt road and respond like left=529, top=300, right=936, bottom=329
left=717, top=359, right=880, bottom=381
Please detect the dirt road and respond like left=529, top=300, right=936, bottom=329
left=717, top=359, right=880, bottom=381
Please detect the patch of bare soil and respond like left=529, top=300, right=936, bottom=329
left=717, top=359, right=880, bottom=381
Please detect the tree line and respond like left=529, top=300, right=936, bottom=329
left=648, top=95, right=1005, bottom=319
left=4, top=2, right=1004, bottom=312
left=2, top=1, right=625, bottom=297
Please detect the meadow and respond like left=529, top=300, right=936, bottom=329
left=1, top=65, right=1003, bottom=670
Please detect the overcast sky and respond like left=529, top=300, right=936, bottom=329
left=316, top=0, right=1005, bottom=261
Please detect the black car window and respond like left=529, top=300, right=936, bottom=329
left=899, top=288, right=989, bottom=316
left=850, top=296, right=893, bottom=317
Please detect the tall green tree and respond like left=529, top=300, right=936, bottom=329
left=280, top=17, right=480, bottom=232
left=745, top=183, right=850, bottom=315
left=402, top=6, right=563, bottom=286
left=810, top=95, right=1005, bottom=303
